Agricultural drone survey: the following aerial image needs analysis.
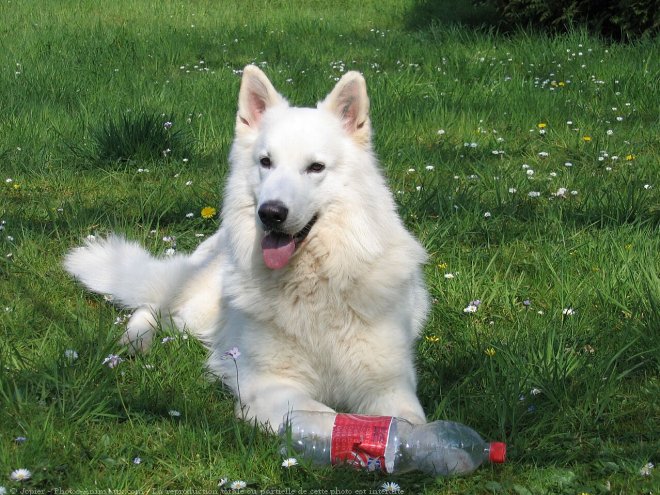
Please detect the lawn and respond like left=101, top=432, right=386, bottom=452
left=0, top=0, right=658, bottom=493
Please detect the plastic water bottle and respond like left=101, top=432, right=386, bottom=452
left=279, top=411, right=506, bottom=476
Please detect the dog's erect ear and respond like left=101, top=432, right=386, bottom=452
left=237, top=65, right=285, bottom=130
left=320, top=71, right=371, bottom=145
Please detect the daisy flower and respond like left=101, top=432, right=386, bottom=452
left=281, top=457, right=298, bottom=468
left=562, top=308, right=576, bottom=316
left=64, top=349, right=79, bottom=361
left=230, top=480, right=247, bottom=490
left=0, top=486, right=6, bottom=495
left=381, top=481, right=402, bottom=493
left=168, top=409, right=181, bottom=417
left=10, top=468, right=31, bottom=481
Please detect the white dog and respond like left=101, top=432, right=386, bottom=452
left=65, top=65, right=429, bottom=428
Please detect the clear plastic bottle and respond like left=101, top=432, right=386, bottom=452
left=279, top=411, right=506, bottom=476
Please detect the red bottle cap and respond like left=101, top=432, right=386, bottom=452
left=488, top=442, right=506, bottom=463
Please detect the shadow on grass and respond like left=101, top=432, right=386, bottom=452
left=406, top=0, right=500, bottom=31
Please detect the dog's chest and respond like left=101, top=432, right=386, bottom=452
left=276, top=270, right=350, bottom=335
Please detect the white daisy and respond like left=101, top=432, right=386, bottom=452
left=381, top=481, right=402, bottom=493
left=230, top=480, right=247, bottom=490
left=64, top=349, right=79, bottom=361
left=10, top=468, right=31, bottom=481
left=281, top=457, right=298, bottom=468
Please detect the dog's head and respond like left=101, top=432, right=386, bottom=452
left=233, top=65, right=373, bottom=270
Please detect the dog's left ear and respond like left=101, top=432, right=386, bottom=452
left=320, top=72, right=371, bottom=146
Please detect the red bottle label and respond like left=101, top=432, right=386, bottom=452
left=330, top=414, right=394, bottom=472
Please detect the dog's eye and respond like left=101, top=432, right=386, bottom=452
left=259, top=156, right=272, bottom=168
left=307, top=162, right=325, bottom=174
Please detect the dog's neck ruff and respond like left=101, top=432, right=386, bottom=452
left=261, top=215, right=318, bottom=270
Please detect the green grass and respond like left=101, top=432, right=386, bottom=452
left=1, top=0, right=658, bottom=493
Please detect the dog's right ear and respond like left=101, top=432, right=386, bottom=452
left=236, top=65, right=285, bottom=131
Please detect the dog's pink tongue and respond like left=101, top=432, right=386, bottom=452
left=261, top=232, right=296, bottom=270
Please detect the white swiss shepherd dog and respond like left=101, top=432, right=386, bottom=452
left=65, top=65, right=430, bottom=428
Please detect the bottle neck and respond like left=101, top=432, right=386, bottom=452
left=486, top=442, right=506, bottom=464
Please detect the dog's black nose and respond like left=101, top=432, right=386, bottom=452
left=258, top=200, right=289, bottom=229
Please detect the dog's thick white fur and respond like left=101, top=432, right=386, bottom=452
left=65, top=66, right=429, bottom=428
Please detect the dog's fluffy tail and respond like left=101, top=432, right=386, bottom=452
left=64, top=235, right=189, bottom=309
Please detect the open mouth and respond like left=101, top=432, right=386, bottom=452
left=261, top=215, right=318, bottom=270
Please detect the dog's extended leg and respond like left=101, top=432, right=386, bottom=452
left=236, top=378, right=336, bottom=430
left=358, top=386, right=427, bottom=425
